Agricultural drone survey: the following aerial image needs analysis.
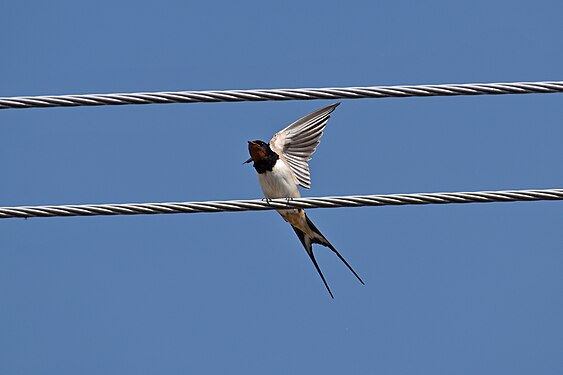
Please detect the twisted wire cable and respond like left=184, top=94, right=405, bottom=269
left=2, top=188, right=562, bottom=219
left=1, top=81, right=562, bottom=110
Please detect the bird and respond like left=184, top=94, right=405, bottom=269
left=245, top=103, right=364, bottom=298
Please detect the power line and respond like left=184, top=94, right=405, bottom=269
left=1, top=80, right=562, bottom=110
left=2, top=188, right=561, bottom=219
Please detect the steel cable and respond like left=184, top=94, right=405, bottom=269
left=1, top=81, right=562, bottom=110
left=2, top=188, right=562, bottom=219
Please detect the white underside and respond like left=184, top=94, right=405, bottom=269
left=257, top=160, right=302, bottom=218
left=257, top=160, right=301, bottom=199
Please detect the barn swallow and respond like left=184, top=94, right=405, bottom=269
left=245, top=103, right=364, bottom=298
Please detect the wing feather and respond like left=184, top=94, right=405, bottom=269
left=269, top=103, right=340, bottom=189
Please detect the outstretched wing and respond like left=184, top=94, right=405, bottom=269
left=269, top=103, right=340, bottom=189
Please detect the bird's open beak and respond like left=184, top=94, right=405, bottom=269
left=243, top=141, right=255, bottom=164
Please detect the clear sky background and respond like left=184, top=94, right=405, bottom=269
left=2, top=1, right=563, bottom=374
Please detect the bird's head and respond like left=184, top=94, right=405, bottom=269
left=244, top=140, right=270, bottom=164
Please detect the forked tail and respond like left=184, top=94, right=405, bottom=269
left=290, top=213, right=364, bottom=298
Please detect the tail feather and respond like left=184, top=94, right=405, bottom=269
left=304, top=214, right=365, bottom=286
left=291, top=225, right=334, bottom=298
left=290, top=213, right=364, bottom=298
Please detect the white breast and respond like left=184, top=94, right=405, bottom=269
left=257, top=160, right=301, bottom=199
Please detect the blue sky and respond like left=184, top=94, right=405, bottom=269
left=2, top=1, right=563, bottom=374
